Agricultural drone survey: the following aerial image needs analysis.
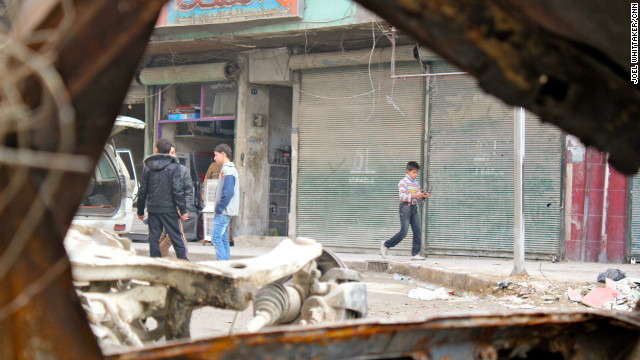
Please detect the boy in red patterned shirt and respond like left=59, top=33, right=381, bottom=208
left=380, top=161, right=430, bottom=260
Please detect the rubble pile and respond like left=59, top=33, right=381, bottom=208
left=490, top=270, right=640, bottom=312
left=568, top=278, right=640, bottom=311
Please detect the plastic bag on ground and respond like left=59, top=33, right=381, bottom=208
left=408, top=287, right=449, bottom=301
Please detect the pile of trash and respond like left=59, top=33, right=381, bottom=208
left=567, top=277, right=640, bottom=311
left=495, top=268, right=640, bottom=311
left=393, top=269, right=640, bottom=312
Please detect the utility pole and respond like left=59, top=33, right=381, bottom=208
left=512, top=107, right=528, bottom=276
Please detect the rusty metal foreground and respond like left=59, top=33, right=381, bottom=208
left=0, top=1, right=168, bottom=359
left=107, top=311, right=640, bottom=360
left=2, top=1, right=640, bottom=359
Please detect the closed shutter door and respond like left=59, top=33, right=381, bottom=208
left=298, top=62, right=424, bottom=250
left=426, top=63, right=562, bottom=258
left=631, top=175, right=640, bottom=257
left=523, top=113, right=564, bottom=256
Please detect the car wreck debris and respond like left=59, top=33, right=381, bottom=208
left=108, top=310, right=640, bottom=360
left=65, top=225, right=368, bottom=350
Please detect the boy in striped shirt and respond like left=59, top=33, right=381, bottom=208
left=381, top=161, right=430, bottom=260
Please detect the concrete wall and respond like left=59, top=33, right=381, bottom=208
left=159, top=86, right=178, bottom=142
left=249, top=48, right=291, bottom=86
left=235, top=55, right=271, bottom=236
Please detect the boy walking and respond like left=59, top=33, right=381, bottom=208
left=211, top=144, right=239, bottom=261
left=381, top=161, right=430, bottom=260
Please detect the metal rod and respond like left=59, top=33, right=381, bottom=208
left=391, top=72, right=468, bottom=79
left=599, top=153, right=610, bottom=263
left=390, top=27, right=396, bottom=77
left=421, top=64, right=431, bottom=256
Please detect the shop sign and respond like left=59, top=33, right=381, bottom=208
left=157, top=0, right=303, bottom=26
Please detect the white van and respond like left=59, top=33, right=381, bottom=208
left=73, top=116, right=145, bottom=234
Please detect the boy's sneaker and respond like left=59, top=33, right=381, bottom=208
left=410, top=254, right=426, bottom=260
left=380, top=241, right=389, bottom=259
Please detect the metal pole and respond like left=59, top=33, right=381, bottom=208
left=598, top=153, right=610, bottom=263
left=390, top=27, right=396, bottom=77
left=511, top=107, right=528, bottom=276
left=421, top=64, right=431, bottom=256
left=288, top=73, right=301, bottom=239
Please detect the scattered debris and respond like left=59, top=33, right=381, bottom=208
left=500, top=295, right=525, bottom=304
left=567, top=287, right=583, bottom=302
left=582, top=287, right=621, bottom=309
left=597, top=268, right=626, bottom=283
left=517, top=285, right=536, bottom=298
left=408, top=287, right=449, bottom=301
left=564, top=278, right=640, bottom=311
left=498, top=280, right=512, bottom=289
left=501, top=304, right=536, bottom=310
left=393, top=273, right=407, bottom=281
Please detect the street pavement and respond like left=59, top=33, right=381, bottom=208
left=128, top=235, right=640, bottom=293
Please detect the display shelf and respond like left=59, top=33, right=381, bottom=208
left=174, top=135, right=231, bottom=141
left=158, top=116, right=235, bottom=123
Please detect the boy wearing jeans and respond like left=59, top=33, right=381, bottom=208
left=381, top=161, right=430, bottom=260
left=211, top=144, right=239, bottom=261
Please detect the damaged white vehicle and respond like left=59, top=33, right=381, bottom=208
left=64, top=225, right=368, bottom=350
left=72, top=116, right=144, bottom=235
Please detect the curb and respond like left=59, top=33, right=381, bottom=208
left=134, top=246, right=494, bottom=292
left=390, top=262, right=494, bottom=292
left=345, top=259, right=493, bottom=292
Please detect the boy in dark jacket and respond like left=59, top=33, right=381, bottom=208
left=137, top=138, right=189, bottom=259
left=159, top=144, right=195, bottom=256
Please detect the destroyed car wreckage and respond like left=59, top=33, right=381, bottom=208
left=1, top=0, right=640, bottom=359
left=65, top=225, right=367, bottom=349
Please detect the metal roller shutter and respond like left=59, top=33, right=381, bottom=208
left=426, top=62, right=562, bottom=258
left=297, top=62, right=424, bottom=251
left=523, top=112, right=564, bottom=257
left=631, top=176, right=640, bottom=257
left=139, top=63, right=228, bottom=85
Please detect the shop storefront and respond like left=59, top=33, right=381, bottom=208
left=295, top=61, right=425, bottom=252
left=139, top=64, right=238, bottom=241
left=425, top=62, right=564, bottom=259
left=292, top=52, right=564, bottom=258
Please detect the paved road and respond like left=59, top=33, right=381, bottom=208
left=187, top=271, right=583, bottom=340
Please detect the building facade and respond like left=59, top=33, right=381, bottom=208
left=131, top=0, right=635, bottom=263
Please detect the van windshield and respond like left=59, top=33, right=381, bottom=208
left=76, top=151, right=122, bottom=216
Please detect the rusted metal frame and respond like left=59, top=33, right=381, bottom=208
left=107, top=311, right=640, bottom=360
left=0, top=0, right=169, bottom=359
left=68, top=238, right=323, bottom=311
left=354, top=0, right=640, bottom=175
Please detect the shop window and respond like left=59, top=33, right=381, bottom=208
left=157, top=82, right=236, bottom=139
